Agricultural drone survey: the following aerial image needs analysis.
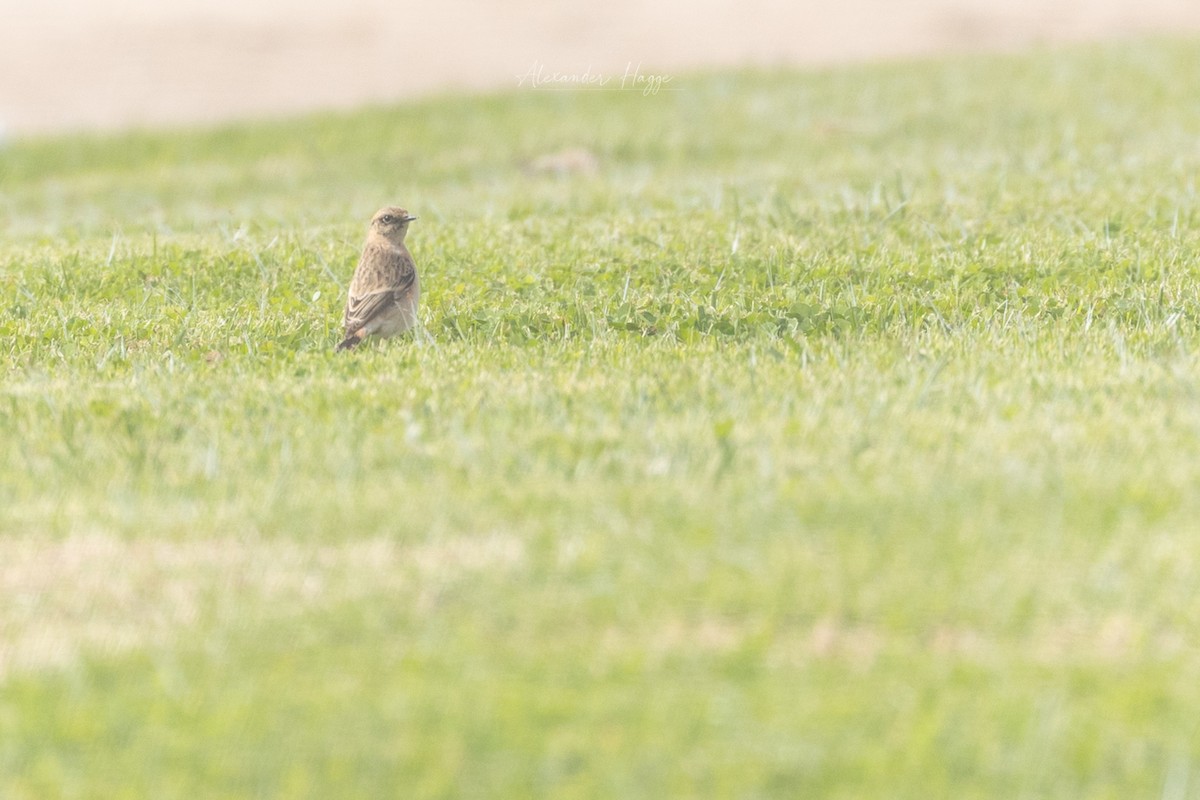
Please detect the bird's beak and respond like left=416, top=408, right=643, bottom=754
left=403, top=215, right=419, bottom=222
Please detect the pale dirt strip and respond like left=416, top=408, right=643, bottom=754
left=2, top=0, right=1200, bottom=135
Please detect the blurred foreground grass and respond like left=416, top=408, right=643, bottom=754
left=4, top=38, right=1200, bottom=798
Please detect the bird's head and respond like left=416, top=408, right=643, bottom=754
left=370, top=206, right=418, bottom=242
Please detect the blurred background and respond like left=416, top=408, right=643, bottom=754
left=2, top=0, right=1199, bottom=136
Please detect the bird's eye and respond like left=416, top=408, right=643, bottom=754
left=381, top=215, right=394, bottom=224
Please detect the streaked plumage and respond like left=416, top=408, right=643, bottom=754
left=336, top=206, right=419, bottom=351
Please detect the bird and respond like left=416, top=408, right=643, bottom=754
left=336, top=206, right=420, bottom=351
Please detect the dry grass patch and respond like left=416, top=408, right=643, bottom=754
left=0, top=531, right=524, bottom=679
left=598, top=613, right=1191, bottom=671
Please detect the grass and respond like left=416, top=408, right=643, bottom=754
left=4, top=36, right=1200, bottom=797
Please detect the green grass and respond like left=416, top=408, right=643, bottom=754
left=4, top=37, right=1200, bottom=798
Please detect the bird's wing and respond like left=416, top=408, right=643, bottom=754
left=343, top=243, right=416, bottom=333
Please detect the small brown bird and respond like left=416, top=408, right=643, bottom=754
left=336, top=206, right=420, bottom=351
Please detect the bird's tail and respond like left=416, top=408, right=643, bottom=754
left=335, top=331, right=363, bottom=352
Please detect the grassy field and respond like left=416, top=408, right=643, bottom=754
left=4, top=37, right=1200, bottom=798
